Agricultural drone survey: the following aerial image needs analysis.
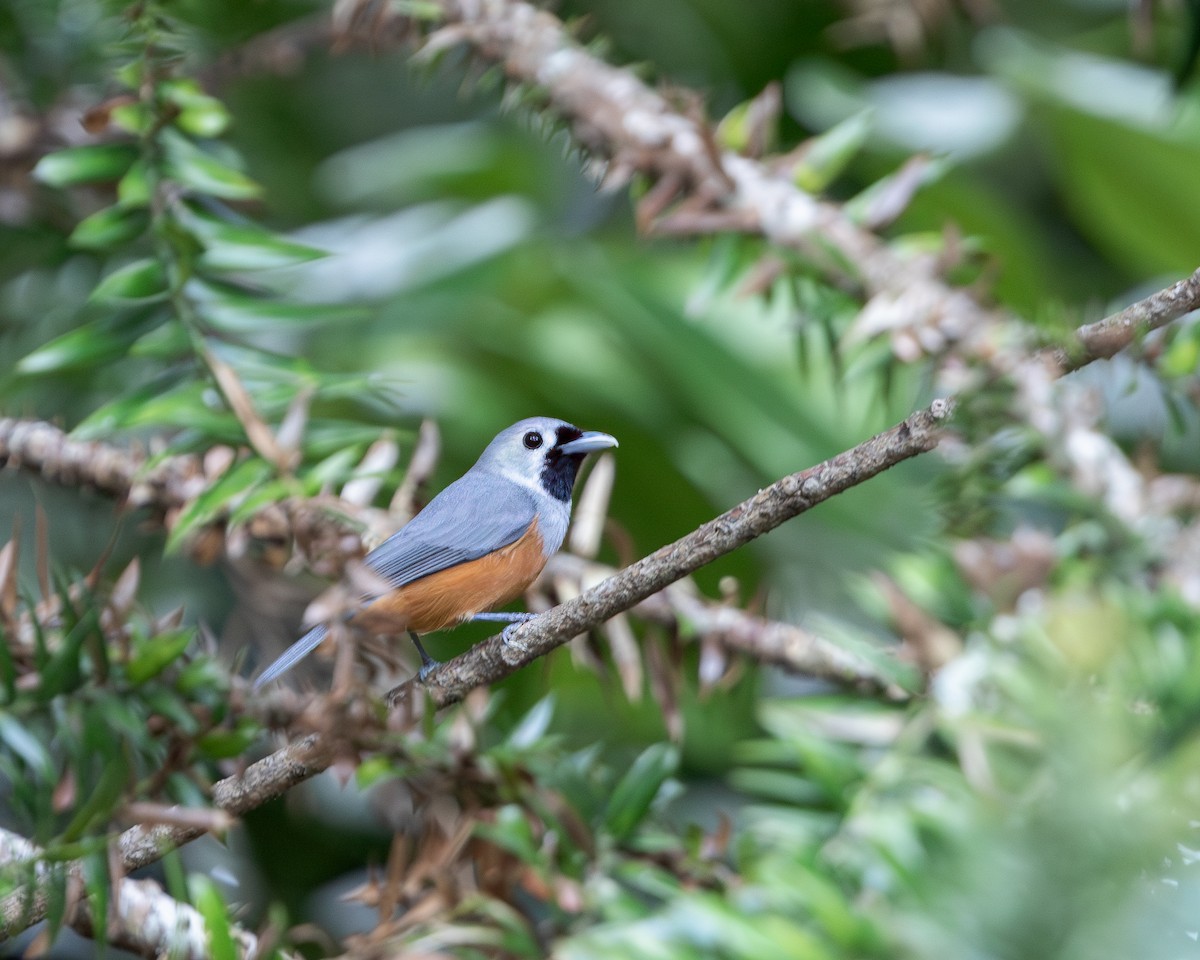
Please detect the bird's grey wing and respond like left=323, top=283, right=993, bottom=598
left=364, top=473, right=538, bottom=590
left=254, top=476, right=537, bottom=687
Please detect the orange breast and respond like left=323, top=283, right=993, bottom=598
left=354, top=519, right=548, bottom=635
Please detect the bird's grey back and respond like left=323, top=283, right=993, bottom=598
left=364, top=468, right=569, bottom=591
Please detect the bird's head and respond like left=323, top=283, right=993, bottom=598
left=477, top=416, right=618, bottom=501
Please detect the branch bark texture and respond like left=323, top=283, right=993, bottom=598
left=1059, top=266, right=1200, bottom=368
left=0, top=418, right=202, bottom=512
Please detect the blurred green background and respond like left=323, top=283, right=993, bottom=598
left=3, top=0, right=1200, bottom=955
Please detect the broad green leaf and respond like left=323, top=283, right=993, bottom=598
left=200, top=294, right=366, bottom=331
left=90, top=259, right=168, bottom=303
left=1036, top=106, right=1200, bottom=274
left=1162, top=327, right=1200, bottom=379
left=166, top=458, right=275, bottom=553
left=474, top=804, right=541, bottom=863
left=603, top=743, right=678, bottom=841
left=303, top=446, right=363, bottom=490
left=72, top=372, right=190, bottom=438
left=167, top=772, right=209, bottom=809
left=0, top=626, right=15, bottom=703
left=111, top=101, right=152, bottom=135
left=162, top=130, right=261, bottom=200
left=716, top=93, right=777, bottom=155
left=226, top=478, right=295, bottom=525
left=983, top=32, right=1200, bottom=274
left=843, top=155, right=949, bottom=226
left=505, top=695, right=556, bottom=749
left=115, top=61, right=141, bottom=89
left=42, top=862, right=68, bottom=946
left=61, top=748, right=128, bottom=841
left=127, top=628, right=193, bottom=684
left=197, top=720, right=259, bottom=760
left=355, top=756, right=399, bottom=789
left=98, top=381, right=243, bottom=442
left=144, top=689, right=201, bottom=736
left=175, top=657, right=230, bottom=699
left=35, top=611, right=96, bottom=700
left=198, top=234, right=326, bottom=272
left=68, top=205, right=149, bottom=250
left=33, top=144, right=138, bottom=187
left=129, top=320, right=192, bottom=360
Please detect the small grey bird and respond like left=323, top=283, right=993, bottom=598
left=255, top=417, right=618, bottom=687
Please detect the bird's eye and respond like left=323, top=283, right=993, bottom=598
left=523, top=431, right=543, bottom=449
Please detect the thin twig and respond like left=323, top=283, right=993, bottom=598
left=1055, top=266, right=1200, bottom=368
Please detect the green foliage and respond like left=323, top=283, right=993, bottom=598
left=0, top=545, right=253, bottom=952
left=2, top=0, right=1199, bottom=957
left=0, top=558, right=248, bottom=894
left=12, top=0, right=395, bottom=533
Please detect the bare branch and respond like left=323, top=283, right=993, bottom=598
left=1054, top=265, right=1200, bottom=368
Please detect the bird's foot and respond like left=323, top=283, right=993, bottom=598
left=471, top=611, right=536, bottom=647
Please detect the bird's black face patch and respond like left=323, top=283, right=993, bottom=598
left=554, top=425, right=583, bottom=447
left=539, top=425, right=585, bottom=502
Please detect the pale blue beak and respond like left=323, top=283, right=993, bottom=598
left=559, top=431, right=619, bottom=456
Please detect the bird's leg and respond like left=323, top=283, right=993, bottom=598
left=471, top=611, right=537, bottom=645
left=470, top=612, right=537, bottom=624
left=409, top=632, right=440, bottom=681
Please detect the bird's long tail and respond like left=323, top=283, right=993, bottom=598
left=254, top=624, right=328, bottom=688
